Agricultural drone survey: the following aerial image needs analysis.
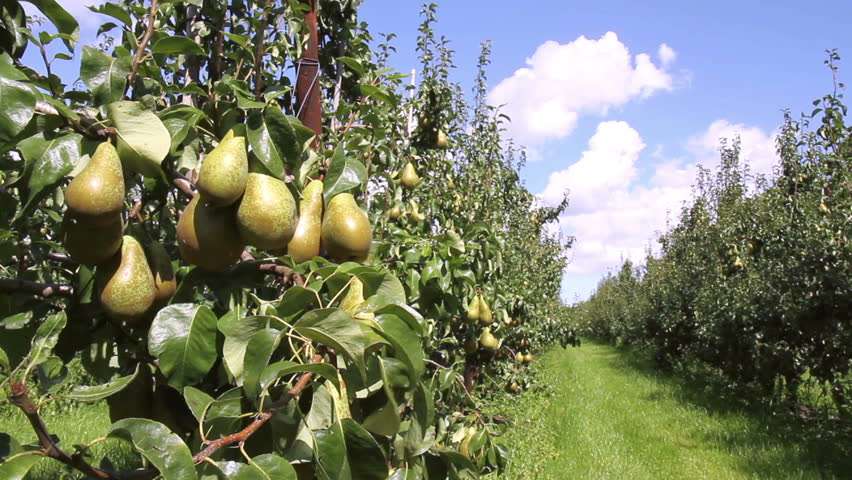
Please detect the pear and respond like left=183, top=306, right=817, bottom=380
left=289, top=180, right=324, bottom=263
left=466, top=295, right=480, bottom=323
left=506, top=381, right=519, bottom=393
left=389, top=205, right=402, bottom=220
left=339, top=277, right=375, bottom=320
left=436, top=129, right=448, bottom=149
left=515, top=352, right=524, bottom=363
left=65, top=142, right=125, bottom=225
left=459, top=426, right=477, bottom=459
left=146, top=240, right=176, bottom=310
left=62, top=211, right=124, bottom=266
left=523, top=353, right=534, bottom=363
left=97, top=235, right=156, bottom=323
left=479, top=327, right=500, bottom=352
left=176, top=195, right=245, bottom=271
left=321, top=193, right=372, bottom=263
left=236, top=173, right=298, bottom=250
left=400, top=162, right=420, bottom=189
left=408, top=200, right=426, bottom=223
left=195, top=132, right=248, bottom=206
left=478, top=295, right=493, bottom=324
left=464, top=338, right=479, bottom=355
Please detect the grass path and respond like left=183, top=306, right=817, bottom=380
left=498, top=339, right=849, bottom=480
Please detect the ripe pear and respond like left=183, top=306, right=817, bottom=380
left=321, top=193, right=372, bottom=263
left=62, top=211, right=124, bottom=266
left=65, top=141, right=125, bottom=225
left=515, top=352, right=524, bottom=363
left=289, top=180, right=324, bottom=263
left=146, top=240, right=176, bottom=310
left=401, top=162, right=420, bottom=189
left=436, top=130, right=448, bottom=149
left=389, top=204, right=402, bottom=220
left=176, top=195, right=245, bottom=272
left=97, top=235, right=156, bottom=323
left=195, top=133, right=248, bottom=206
left=523, top=353, right=534, bottom=363
left=479, top=327, right=500, bottom=352
left=506, top=381, right=519, bottom=393
left=466, top=295, right=481, bottom=323
left=478, top=295, right=493, bottom=324
left=236, top=173, right=298, bottom=250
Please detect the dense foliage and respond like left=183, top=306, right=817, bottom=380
left=573, top=52, right=851, bottom=415
left=0, top=1, right=575, bottom=478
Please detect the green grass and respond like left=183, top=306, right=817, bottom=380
left=498, top=339, right=850, bottom=480
left=0, top=400, right=140, bottom=479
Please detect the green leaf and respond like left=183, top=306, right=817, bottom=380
left=15, top=131, right=82, bottom=212
left=211, top=461, right=265, bottom=480
left=242, top=327, right=281, bottom=400
left=0, top=77, right=35, bottom=144
left=183, top=386, right=215, bottom=423
left=26, top=312, right=66, bottom=371
left=0, top=452, right=43, bottom=480
left=360, top=85, right=397, bottom=106
left=259, top=361, right=340, bottom=396
left=323, top=146, right=366, bottom=201
left=64, top=365, right=139, bottom=402
left=220, top=315, right=277, bottom=384
left=294, top=309, right=366, bottom=376
left=148, top=304, right=218, bottom=390
left=403, top=383, right=434, bottom=458
left=88, top=3, right=131, bottom=26
left=252, top=454, right=297, bottom=480
left=361, top=359, right=401, bottom=437
left=35, top=356, right=67, bottom=394
left=313, top=421, right=351, bottom=480
left=336, top=57, right=365, bottom=76
left=275, top=286, right=317, bottom=318
left=388, top=468, right=417, bottom=480
left=151, top=36, right=205, bottom=56
left=26, top=0, right=79, bottom=51
left=247, top=106, right=301, bottom=179
left=108, top=418, right=196, bottom=480
left=80, top=46, right=129, bottom=104
left=342, top=419, right=386, bottom=480
left=0, top=346, right=9, bottom=373
left=373, top=314, right=424, bottom=386
left=107, top=101, right=171, bottom=178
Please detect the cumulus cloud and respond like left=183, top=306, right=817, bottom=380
left=489, top=32, right=675, bottom=148
left=540, top=119, right=778, bottom=288
left=658, top=43, right=676, bottom=67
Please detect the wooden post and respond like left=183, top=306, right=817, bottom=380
left=296, top=0, right=322, bottom=151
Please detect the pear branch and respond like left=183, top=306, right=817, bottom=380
left=34, top=101, right=113, bottom=141
left=0, top=278, right=74, bottom=298
left=126, top=0, right=160, bottom=97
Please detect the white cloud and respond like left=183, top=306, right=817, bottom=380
left=658, top=43, right=676, bottom=68
left=489, top=32, right=675, bottom=148
left=687, top=119, right=778, bottom=178
left=540, top=119, right=778, bottom=295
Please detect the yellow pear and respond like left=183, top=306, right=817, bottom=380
left=436, top=130, right=448, bottom=149
left=236, top=173, right=298, bottom=250
left=289, top=180, right=324, bottom=263
left=321, top=193, right=372, bottom=263
left=515, top=352, right=524, bottom=363
left=176, top=195, right=245, bottom=271
left=339, top=277, right=374, bottom=320
left=97, top=235, right=156, bottom=323
left=195, top=133, right=248, bottom=207
left=479, top=327, right=500, bottom=352
left=401, top=162, right=420, bottom=189
left=65, top=142, right=125, bottom=225
left=389, top=204, right=402, bottom=220
left=466, top=295, right=480, bottom=323
left=478, top=295, right=492, bottom=324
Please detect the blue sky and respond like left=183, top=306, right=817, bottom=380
left=24, top=0, right=852, bottom=302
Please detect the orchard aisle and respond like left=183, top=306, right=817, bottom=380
left=500, top=340, right=847, bottom=480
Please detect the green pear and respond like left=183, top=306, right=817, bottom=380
left=466, top=295, right=480, bottom=323
left=478, top=295, right=493, bottom=324
left=196, top=133, right=248, bottom=206
left=408, top=199, right=425, bottom=223
left=176, top=195, right=245, bottom=271
left=97, top=235, right=156, bottom=323
left=289, top=180, right=324, bottom=263
left=479, top=327, right=500, bottom=352
left=237, top=173, right=298, bottom=250
left=459, top=426, right=477, bottom=459
left=389, top=204, right=402, bottom=220
left=339, top=277, right=375, bottom=320
left=464, top=338, right=479, bottom=354
left=436, top=130, right=448, bottom=149
left=321, top=193, right=372, bottom=263
left=146, top=240, right=176, bottom=310
left=65, top=141, right=125, bottom=225
left=515, top=352, right=524, bottom=363
left=62, top=211, right=124, bottom=266
left=400, top=162, right=420, bottom=189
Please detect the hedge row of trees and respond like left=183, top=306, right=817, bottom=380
left=0, top=1, right=574, bottom=478
left=572, top=53, right=851, bottom=415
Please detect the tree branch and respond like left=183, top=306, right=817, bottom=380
left=34, top=101, right=113, bottom=141
left=192, top=352, right=324, bottom=462
left=253, top=0, right=273, bottom=100
left=126, top=0, right=160, bottom=97
left=238, top=251, right=306, bottom=287
left=0, top=278, right=74, bottom=298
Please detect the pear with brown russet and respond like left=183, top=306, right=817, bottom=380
left=237, top=173, right=298, bottom=250
left=96, top=235, right=156, bottom=323
left=65, top=141, right=125, bottom=225
left=146, top=240, right=176, bottom=310
left=288, top=180, right=323, bottom=263
left=321, top=193, right=372, bottom=263
left=176, top=195, right=245, bottom=271
left=196, top=131, right=248, bottom=207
